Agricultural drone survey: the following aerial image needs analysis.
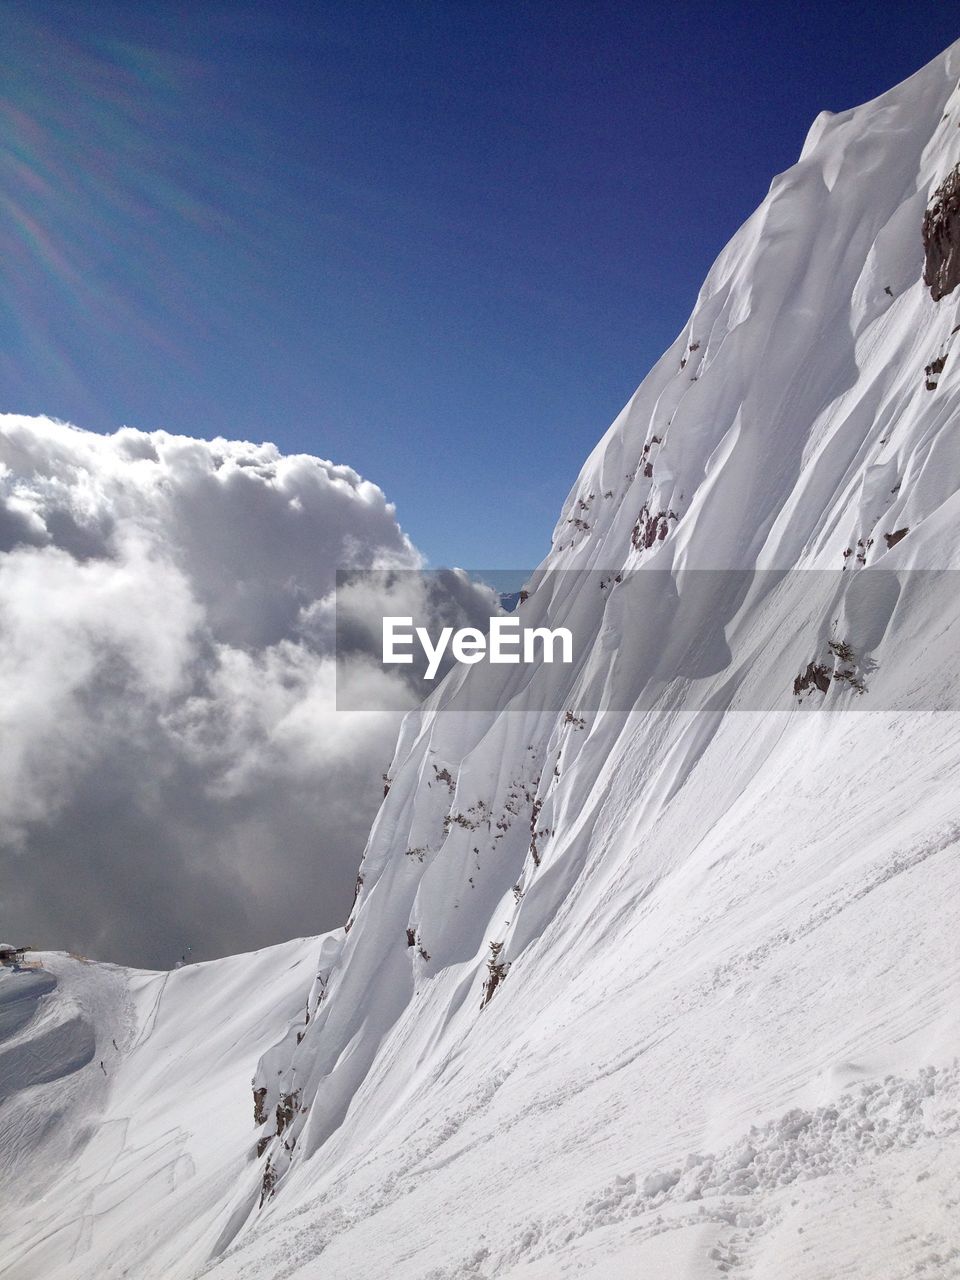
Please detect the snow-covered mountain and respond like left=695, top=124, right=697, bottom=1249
left=4, top=40, right=960, bottom=1280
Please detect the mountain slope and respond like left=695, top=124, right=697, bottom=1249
left=5, top=39, right=960, bottom=1280
left=0, top=940, right=320, bottom=1279
left=218, top=42, right=960, bottom=1279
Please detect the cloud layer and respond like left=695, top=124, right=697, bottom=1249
left=0, top=414, right=481, bottom=967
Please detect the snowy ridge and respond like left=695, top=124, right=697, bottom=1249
left=0, top=940, right=321, bottom=1279
left=224, top=40, right=960, bottom=1277
left=4, top=40, right=960, bottom=1280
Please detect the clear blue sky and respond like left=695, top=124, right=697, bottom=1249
left=2, top=1, right=958, bottom=567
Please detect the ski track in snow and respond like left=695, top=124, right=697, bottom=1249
left=0, top=941, right=320, bottom=1280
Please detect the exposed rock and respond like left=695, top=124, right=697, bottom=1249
left=833, top=667, right=866, bottom=694
left=274, top=1089, right=301, bottom=1138
left=529, top=796, right=547, bottom=867
left=631, top=504, right=679, bottom=551
left=884, top=526, right=909, bottom=548
left=793, top=662, right=831, bottom=697
left=925, top=354, right=947, bottom=389
left=480, top=941, right=508, bottom=1008
left=922, top=165, right=960, bottom=300
left=253, top=1086, right=268, bottom=1127
left=259, top=1159, right=277, bottom=1207
left=432, top=764, right=455, bottom=792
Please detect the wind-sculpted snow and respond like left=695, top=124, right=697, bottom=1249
left=0, top=968, right=91, bottom=1105
left=222, top=39, right=960, bottom=1278
left=0, top=942, right=322, bottom=1280
left=5, top=39, right=960, bottom=1280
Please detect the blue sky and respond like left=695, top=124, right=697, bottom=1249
left=2, top=1, right=958, bottom=568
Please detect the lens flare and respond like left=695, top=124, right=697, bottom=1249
left=0, top=6, right=284, bottom=419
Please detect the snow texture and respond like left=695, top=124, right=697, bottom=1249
left=4, top=38, right=960, bottom=1280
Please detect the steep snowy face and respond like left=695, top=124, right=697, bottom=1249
left=8, top=43, right=960, bottom=1280
left=210, top=43, right=960, bottom=1280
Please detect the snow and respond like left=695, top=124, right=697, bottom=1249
left=0, top=939, right=320, bottom=1278
left=4, top=37, right=960, bottom=1280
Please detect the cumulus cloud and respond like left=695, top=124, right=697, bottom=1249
left=0, top=414, right=491, bottom=967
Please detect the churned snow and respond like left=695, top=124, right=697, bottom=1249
left=4, top=37, right=960, bottom=1280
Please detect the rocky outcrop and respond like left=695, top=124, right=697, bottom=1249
left=793, top=662, right=831, bottom=697
left=922, top=165, right=960, bottom=300
left=253, top=1086, right=268, bottom=1126
left=274, top=1089, right=301, bottom=1137
left=480, top=941, right=508, bottom=1008
left=631, top=504, right=678, bottom=551
left=925, top=354, right=947, bottom=389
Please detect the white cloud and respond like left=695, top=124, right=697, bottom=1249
left=0, top=413, right=485, bottom=966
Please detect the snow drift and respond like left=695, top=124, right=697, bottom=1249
left=5, top=39, right=960, bottom=1280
